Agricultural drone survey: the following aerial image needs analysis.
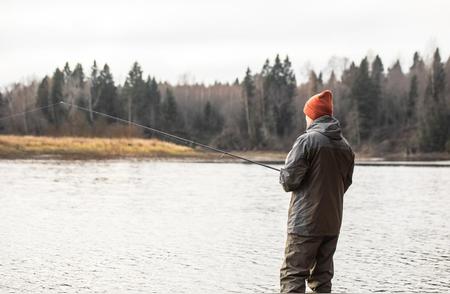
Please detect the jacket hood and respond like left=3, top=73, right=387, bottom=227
left=306, top=115, right=342, bottom=140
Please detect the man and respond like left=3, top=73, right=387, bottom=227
left=279, top=90, right=354, bottom=293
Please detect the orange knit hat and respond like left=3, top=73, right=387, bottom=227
left=303, top=90, right=333, bottom=120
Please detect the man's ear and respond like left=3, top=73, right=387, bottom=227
left=305, top=115, right=312, bottom=127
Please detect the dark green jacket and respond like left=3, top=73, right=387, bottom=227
left=280, top=115, right=354, bottom=236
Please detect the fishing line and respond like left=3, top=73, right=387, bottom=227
left=0, top=102, right=62, bottom=122
left=0, top=101, right=280, bottom=171
left=52, top=101, right=281, bottom=172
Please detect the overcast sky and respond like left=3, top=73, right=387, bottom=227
left=1, top=0, right=450, bottom=87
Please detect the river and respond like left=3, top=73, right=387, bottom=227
left=0, top=160, right=449, bottom=293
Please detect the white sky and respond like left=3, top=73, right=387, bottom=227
left=1, top=0, right=450, bottom=87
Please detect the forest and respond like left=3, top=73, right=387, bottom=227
left=0, top=49, right=449, bottom=156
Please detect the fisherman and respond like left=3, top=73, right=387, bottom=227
left=279, top=90, right=354, bottom=293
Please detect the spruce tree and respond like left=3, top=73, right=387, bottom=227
left=36, top=76, right=52, bottom=122
left=371, top=55, right=384, bottom=125
left=280, top=56, right=296, bottom=136
left=351, top=57, right=373, bottom=143
left=124, top=62, right=146, bottom=124
left=63, top=62, right=72, bottom=82
left=412, top=52, right=419, bottom=66
left=0, top=92, right=7, bottom=132
left=419, top=49, right=449, bottom=151
left=161, top=88, right=182, bottom=133
left=409, top=51, right=427, bottom=104
left=339, top=62, right=359, bottom=143
left=318, top=72, right=323, bottom=89
left=72, top=63, right=85, bottom=89
left=135, top=75, right=161, bottom=134
left=432, top=49, right=446, bottom=99
left=407, top=74, right=418, bottom=125
left=308, top=71, right=322, bottom=95
left=149, top=78, right=161, bottom=127
left=89, top=60, right=100, bottom=122
left=260, top=58, right=271, bottom=128
left=50, top=68, right=66, bottom=126
left=262, top=55, right=296, bottom=138
left=261, top=59, right=271, bottom=77
left=327, top=71, right=337, bottom=88
left=193, top=101, right=224, bottom=142
left=94, top=64, right=120, bottom=122
left=204, top=101, right=223, bottom=136
left=242, top=67, right=256, bottom=143
left=68, top=63, right=86, bottom=114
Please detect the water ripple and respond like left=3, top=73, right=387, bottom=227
left=0, top=161, right=449, bottom=293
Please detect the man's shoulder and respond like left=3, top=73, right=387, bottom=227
left=302, top=130, right=328, bottom=145
left=292, top=132, right=311, bottom=148
left=340, top=135, right=354, bottom=153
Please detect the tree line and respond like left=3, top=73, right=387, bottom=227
left=0, top=49, right=449, bottom=154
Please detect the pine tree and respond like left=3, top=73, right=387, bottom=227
left=280, top=56, right=296, bottom=136
left=419, top=49, right=449, bottom=151
left=339, top=62, right=360, bottom=144
left=261, top=59, right=271, bottom=77
left=149, top=78, right=161, bottom=127
left=63, top=63, right=86, bottom=118
left=204, top=101, right=223, bottom=135
left=260, top=58, right=272, bottom=128
left=72, top=63, right=85, bottom=89
left=50, top=68, right=66, bottom=126
left=383, top=60, right=406, bottom=127
left=342, top=62, right=358, bottom=86
left=193, top=101, right=224, bottom=142
left=371, top=55, right=384, bottom=125
left=242, top=67, right=256, bottom=143
left=409, top=52, right=427, bottom=108
left=89, top=60, right=100, bottom=122
left=318, top=72, right=323, bottom=88
left=63, top=62, right=71, bottom=82
left=351, top=57, right=373, bottom=143
left=161, top=88, right=183, bottom=133
left=135, top=75, right=161, bottom=134
left=432, top=49, right=446, bottom=99
left=411, top=52, right=425, bottom=72
left=94, top=64, right=120, bottom=122
left=308, top=71, right=320, bottom=95
left=262, top=55, right=296, bottom=138
left=407, top=74, right=418, bottom=125
left=0, top=91, right=7, bottom=132
left=36, top=76, right=52, bottom=122
left=327, top=71, right=337, bottom=88
left=124, top=62, right=146, bottom=124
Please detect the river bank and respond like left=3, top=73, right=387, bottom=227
left=0, top=135, right=449, bottom=163
left=0, top=135, right=199, bottom=159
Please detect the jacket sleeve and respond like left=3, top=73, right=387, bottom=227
left=344, top=152, right=355, bottom=193
left=279, top=136, right=309, bottom=192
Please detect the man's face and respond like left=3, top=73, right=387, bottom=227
left=305, top=115, right=313, bottom=128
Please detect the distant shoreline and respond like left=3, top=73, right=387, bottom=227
left=0, top=135, right=449, bottom=165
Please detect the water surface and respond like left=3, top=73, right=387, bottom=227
left=0, top=160, right=449, bottom=293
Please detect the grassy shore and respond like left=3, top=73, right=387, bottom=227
left=0, top=135, right=199, bottom=159
left=0, top=135, right=448, bottom=162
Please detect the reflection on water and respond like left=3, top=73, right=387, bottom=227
left=0, top=160, right=449, bottom=293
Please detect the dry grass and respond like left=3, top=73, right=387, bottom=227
left=0, top=135, right=199, bottom=159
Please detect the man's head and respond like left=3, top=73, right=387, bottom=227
left=303, top=90, right=333, bottom=127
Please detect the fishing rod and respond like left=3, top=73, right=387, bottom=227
left=0, top=101, right=280, bottom=171
left=56, top=101, right=280, bottom=172
left=0, top=102, right=62, bottom=121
